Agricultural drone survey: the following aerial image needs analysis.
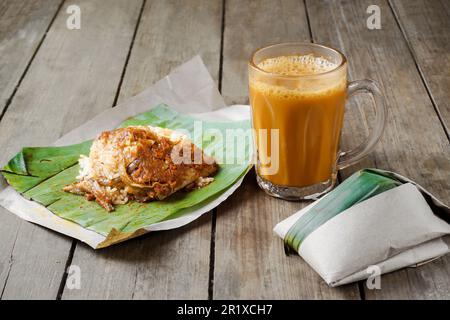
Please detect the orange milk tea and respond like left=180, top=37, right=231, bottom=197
left=249, top=54, right=347, bottom=187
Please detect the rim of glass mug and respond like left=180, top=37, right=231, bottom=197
left=248, top=42, right=347, bottom=80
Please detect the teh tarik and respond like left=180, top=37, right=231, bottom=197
left=249, top=54, right=347, bottom=187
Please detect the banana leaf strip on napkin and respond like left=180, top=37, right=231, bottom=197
left=284, top=169, right=404, bottom=254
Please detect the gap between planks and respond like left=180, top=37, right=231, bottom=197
left=0, top=224, right=20, bottom=299
left=387, top=0, right=450, bottom=141
left=0, top=0, right=66, bottom=301
left=0, top=0, right=66, bottom=123
left=304, top=0, right=449, bottom=299
left=306, top=0, right=448, bottom=299
left=208, top=0, right=226, bottom=300
left=55, top=0, right=147, bottom=300
left=303, top=0, right=366, bottom=300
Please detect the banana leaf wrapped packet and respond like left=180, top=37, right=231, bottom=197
left=275, top=169, right=450, bottom=286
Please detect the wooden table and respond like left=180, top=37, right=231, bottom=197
left=0, top=0, right=449, bottom=300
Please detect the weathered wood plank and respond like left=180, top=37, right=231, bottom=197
left=0, top=0, right=62, bottom=115
left=213, top=0, right=360, bottom=299
left=306, top=0, right=450, bottom=299
left=0, top=0, right=143, bottom=299
left=117, top=0, right=222, bottom=101
left=62, top=0, right=223, bottom=300
left=390, top=0, right=450, bottom=135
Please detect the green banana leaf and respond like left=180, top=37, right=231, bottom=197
left=284, top=169, right=403, bottom=253
left=1, top=104, right=252, bottom=247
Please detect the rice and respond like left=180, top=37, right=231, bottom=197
left=63, top=125, right=218, bottom=211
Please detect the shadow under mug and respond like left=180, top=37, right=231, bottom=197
left=248, top=42, right=387, bottom=200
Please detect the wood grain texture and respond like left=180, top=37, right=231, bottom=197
left=0, top=0, right=62, bottom=115
left=390, top=0, right=450, bottom=135
left=221, top=0, right=310, bottom=106
left=1, top=0, right=448, bottom=300
left=62, top=0, right=223, bottom=300
left=0, top=0, right=143, bottom=299
left=117, top=0, right=222, bottom=102
left=306, top=0, right=450, bottom=299
left=213, top=0, right=360, bottom=299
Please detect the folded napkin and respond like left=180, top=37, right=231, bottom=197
left=274, top=169, right=450, bottom=286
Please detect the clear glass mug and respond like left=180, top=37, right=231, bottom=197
left=248, top=42, right=387, bottom=200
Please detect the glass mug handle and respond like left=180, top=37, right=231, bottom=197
left=337, top=79, right=387, bottom=169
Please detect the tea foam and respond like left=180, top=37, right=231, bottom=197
left=257, top=54, right=338, bottom=76
left=251, top=54, right=346, bottom=100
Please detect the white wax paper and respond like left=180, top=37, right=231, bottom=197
left=0, top=56, right=251, bottom=248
